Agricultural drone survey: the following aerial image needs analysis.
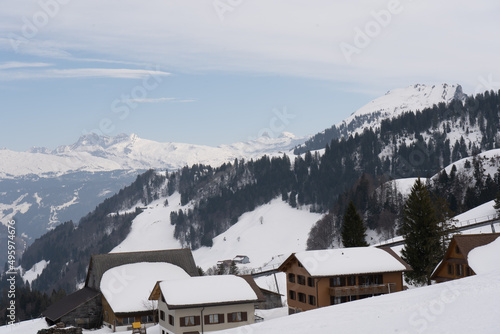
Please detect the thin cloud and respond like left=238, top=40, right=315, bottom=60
left=127, top=97, right=196, bottom=103
left=0, top=68, right=171, bottom=80
left=0, top=61, right=51, bottom=70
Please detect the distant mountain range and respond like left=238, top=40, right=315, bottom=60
left=0, top=83, right=471, bottom=261
left=0, top=131, right=306, bottom=179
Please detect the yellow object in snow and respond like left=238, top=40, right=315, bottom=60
left=132, top=322, right=141, bottom=329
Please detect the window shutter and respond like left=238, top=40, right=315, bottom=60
left=219, top=314, right=225, bottom=323
left=204, top=315, right=210, bottom=324
left=241, top=312, right=247, bottom=321
left=194, top=316, right=201, bottom=326
left=228, top=313, right=234, bottom=323
left=180, top=317, right=185, bottom=327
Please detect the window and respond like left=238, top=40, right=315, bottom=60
left=161, top=293, right=166, bottom=303
left=447, top=263, right=454, bottom=275
left=160, top=310, right=165, bottom=321
left=298, top=261, right=304, bottom=268
left=122, top=317, right=135, bottom=325
left=205, top=314, right=224, bottom=325
left=288, top=273, right=296, bottom=283
left=298, top=292, right=306, bottom=303
left=358, top=274, right=382, bottom=286
left=346, top=276, right=356, bottom=286
left=180, top=316, right=200, bottom=327
left=297, top=275, right=306, bottom=285
left=141, top=315, right=154, bottom=323
left=330, top=276, right=345, bottom=287
left=168, top=315, right=174, bottom=326
left=307, top=277, right=315, bottom=287
left=455, top=245, right=461, bottom=254
left=456, top=264, right=463, bottom=277
left=228, top=312, right=247, bottom=323
left=308, top=295, right=316, bottom=306
left=289, top=290, right=296, bottom=300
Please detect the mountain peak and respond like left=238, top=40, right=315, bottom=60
left=344, top=83, right=466, bottom=128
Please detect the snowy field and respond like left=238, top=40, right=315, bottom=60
left=111, top=192, right=322, bottom=272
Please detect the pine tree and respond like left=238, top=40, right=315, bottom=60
left=229, top=261, right=239, bottom=275
left=494, top=192, right=500, bottom=217
left=401, top=178, right=443, bottom=286
left=341, top=201, right=368, bottom=247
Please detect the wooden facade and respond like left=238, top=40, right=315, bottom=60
left=278, top=248, right=411, bottom=314
left=431, top=233, right=500, bottom=283
left=102, top=295, right=156, bottom=331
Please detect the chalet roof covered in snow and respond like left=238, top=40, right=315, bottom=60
left=100, top=262, right=190, bottom=314
left=279, top=247, right=411, bottom=277
left=154, top=275, right=259, bottom=309
left=86, top=248, right=198, bottom=290
left=468, top=235, right=500, bottom=275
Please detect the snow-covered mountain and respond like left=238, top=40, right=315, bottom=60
left=296, top=83, right=467, bottom=153
left=1, top=132, right=305, bottom=179
left=0, top=132, right=305, bottom=250
left=340, top=83, right=466, bottom=135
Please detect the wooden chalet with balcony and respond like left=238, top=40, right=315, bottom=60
left=278, top=247, right=412, bottom=314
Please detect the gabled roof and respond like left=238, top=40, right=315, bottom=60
left=150, top=275, right=259, bottom=309
left=431, top=233, right=500, bottom=280
left=454, top=233, right=500, bottom=259
left=101, top=262, right=190, bottom=314
left=278, top=247, right=411, bottom=277
left=238, top=275, right=267, bottom=302
left=85, top=249, right=198, bottom=290
left=42, top=287, right=100, bottom=322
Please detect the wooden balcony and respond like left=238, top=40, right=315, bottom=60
left=329, top=283, right=396, bottom=297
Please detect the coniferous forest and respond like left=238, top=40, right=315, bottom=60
left=3, top=90, right=500, bottom=321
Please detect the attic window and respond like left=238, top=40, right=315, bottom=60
left=455, top=246, right=461, bottom=254
left=298, top=261, right=304, bottom=268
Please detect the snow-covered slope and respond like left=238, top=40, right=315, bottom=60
left=218, top=268, right=500, bottom=334
left=339, top=83, right=466, bottom=137
left=111, top=194, right=322, bottom=272
left=0, top=132, right=305, bottom=179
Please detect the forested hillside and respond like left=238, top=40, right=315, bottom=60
left=12, top=90, right=500, bottom=299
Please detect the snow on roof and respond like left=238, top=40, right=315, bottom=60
left=160, top=275, right=258, bottom=308
left=467, top=236, right=500, bottom=275
left=100, top=262, right=190, bottom=313
left=293, top=247, right=408, bottom=277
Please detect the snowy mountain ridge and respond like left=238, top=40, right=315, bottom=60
left=339, top=83, right=466, bottom=136
left=1, top=132, right=305, bottom=179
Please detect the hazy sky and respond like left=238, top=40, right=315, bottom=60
left=1, top=0, right=499, bottom=151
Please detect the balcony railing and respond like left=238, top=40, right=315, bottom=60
left=329, top=283, right=396, bottom=297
